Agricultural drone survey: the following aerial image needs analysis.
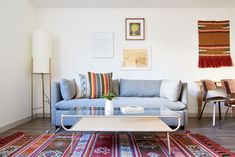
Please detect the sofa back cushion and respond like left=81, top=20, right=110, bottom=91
left=60, top=79, right=77, bottom=100
left=160, top=79, right=182, bottom=101
left=88, top=72, right=113, bottom=99
left=75, top=74, right=91, bottom=98
left=112, top=79, right=119, bottom=96
left=120, top=79, right=162, bottom=97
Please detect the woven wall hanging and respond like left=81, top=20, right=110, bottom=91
left=198, top=20, right=232, bottom=68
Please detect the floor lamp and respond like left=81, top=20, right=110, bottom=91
left=31, top=30, right=52, bottom=119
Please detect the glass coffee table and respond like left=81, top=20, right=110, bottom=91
left=61, top=106, right=180, bottom=155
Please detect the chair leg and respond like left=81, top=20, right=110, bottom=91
left=220, top=107, right=230, bottom=129
left=199, top=101, right=207, bottom=120
left=218, top=101, right=221, bottom=120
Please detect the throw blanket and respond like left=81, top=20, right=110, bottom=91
left=198, top=20, right=232, bottom=68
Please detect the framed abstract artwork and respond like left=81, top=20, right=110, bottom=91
left=92, top=32, right=114, bottom=58
left=121, top=47, right=151, bottom=70
left=125, top=18, right=145, bottom=40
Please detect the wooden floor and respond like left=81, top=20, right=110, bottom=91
left=1, top=117, right=235, bottom=152
left=188, top=117, right=235, bottom=152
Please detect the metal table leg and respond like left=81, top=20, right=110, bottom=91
left=167, top=132, right=171, bottom=155
left=70, top=132, right=74, bottom=155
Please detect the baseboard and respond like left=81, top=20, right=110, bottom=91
left=0, top=116, right=32, bottom=134
left=36, top=113, right=50, bottom=118
left=188, top=112, right=233, bottom=117
left=0, top=113, right=51, bottom=134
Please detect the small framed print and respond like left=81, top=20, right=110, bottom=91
left=125, top=18, right=145, bottom=40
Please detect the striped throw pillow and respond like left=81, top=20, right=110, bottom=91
left=75, top=74, right=91, bottom=98
left=88, top=72, right=113, bottom=99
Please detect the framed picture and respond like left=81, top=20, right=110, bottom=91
left=125, top=18, right=145, bottom=40
left=92, top=32, right=114, bottom=58
left=121, top=47, right=151, bottom=70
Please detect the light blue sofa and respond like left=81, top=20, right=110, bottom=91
left=52, top=79, right=188, bottom=128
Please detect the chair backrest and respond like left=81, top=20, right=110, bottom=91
left=221, top=79, right=235, bottom=106
left=201, top=80, right=217, bottom=101
left=221, top=79, right=235, bottom=94
left=201, top=80, right=216, bottom=91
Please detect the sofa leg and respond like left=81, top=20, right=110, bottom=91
left=180, top=126, right=185, bottom=130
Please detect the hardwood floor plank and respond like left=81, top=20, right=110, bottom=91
left=188, top=117, right=235, bottom=152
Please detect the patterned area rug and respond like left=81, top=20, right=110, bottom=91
left=0, top=131, right=234, bottom=157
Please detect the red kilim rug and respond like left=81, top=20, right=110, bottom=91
left=0, top=131, right=234, bottom=157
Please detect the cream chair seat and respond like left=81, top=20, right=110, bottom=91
left=199, top=80, right=226, bottom=126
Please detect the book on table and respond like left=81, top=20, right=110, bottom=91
left=120, top=105, right=144, bottom=114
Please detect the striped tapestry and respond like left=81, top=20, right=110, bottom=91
left=88, top=72, right=113, bottom=99
left=198, top=20, right=232, bottom=68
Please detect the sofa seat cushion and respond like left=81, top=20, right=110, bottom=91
left=55, top=97, right=186, bottom=111
left=114, top=97, right=186, bottom=110
left=55, top=98, right=105, bottom=110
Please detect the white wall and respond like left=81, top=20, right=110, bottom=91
left=37, top=8, right=235, bottom=115
left=0, top=0, right=37, bottom=129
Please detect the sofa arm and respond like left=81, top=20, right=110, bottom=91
left=51, top=82, right=62, bottom=125
left=179, top=83, right=188, bottom=106
left=52, top=82, right=62, bottom=105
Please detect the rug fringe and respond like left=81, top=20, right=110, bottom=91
left=0, top=132, right=24, bottom=148
left=189, top=133, right=235, bottom=156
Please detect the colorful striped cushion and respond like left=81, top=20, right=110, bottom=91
left=75, top=74, right=91, bottom=98
left=88, top=72, right=113, bottom=99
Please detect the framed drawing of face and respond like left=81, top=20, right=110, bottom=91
left=125, top=18, right=145, bottom=40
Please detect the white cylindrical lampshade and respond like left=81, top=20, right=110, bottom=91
left=32, top=30, right=52, bottom=73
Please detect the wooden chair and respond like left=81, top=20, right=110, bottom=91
left=220, top=79, right=235, bottom=129
left=199, top=80, right=226, bottom=126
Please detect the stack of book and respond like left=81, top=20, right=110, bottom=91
left=121, top=105, right=144, bottom=114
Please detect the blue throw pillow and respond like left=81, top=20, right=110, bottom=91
left=60, top=79, right=77, bottom=100
left=120, top=79, right=162, bottom=97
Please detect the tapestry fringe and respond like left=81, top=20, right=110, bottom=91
left=199, top=56, right=233, bottom=68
